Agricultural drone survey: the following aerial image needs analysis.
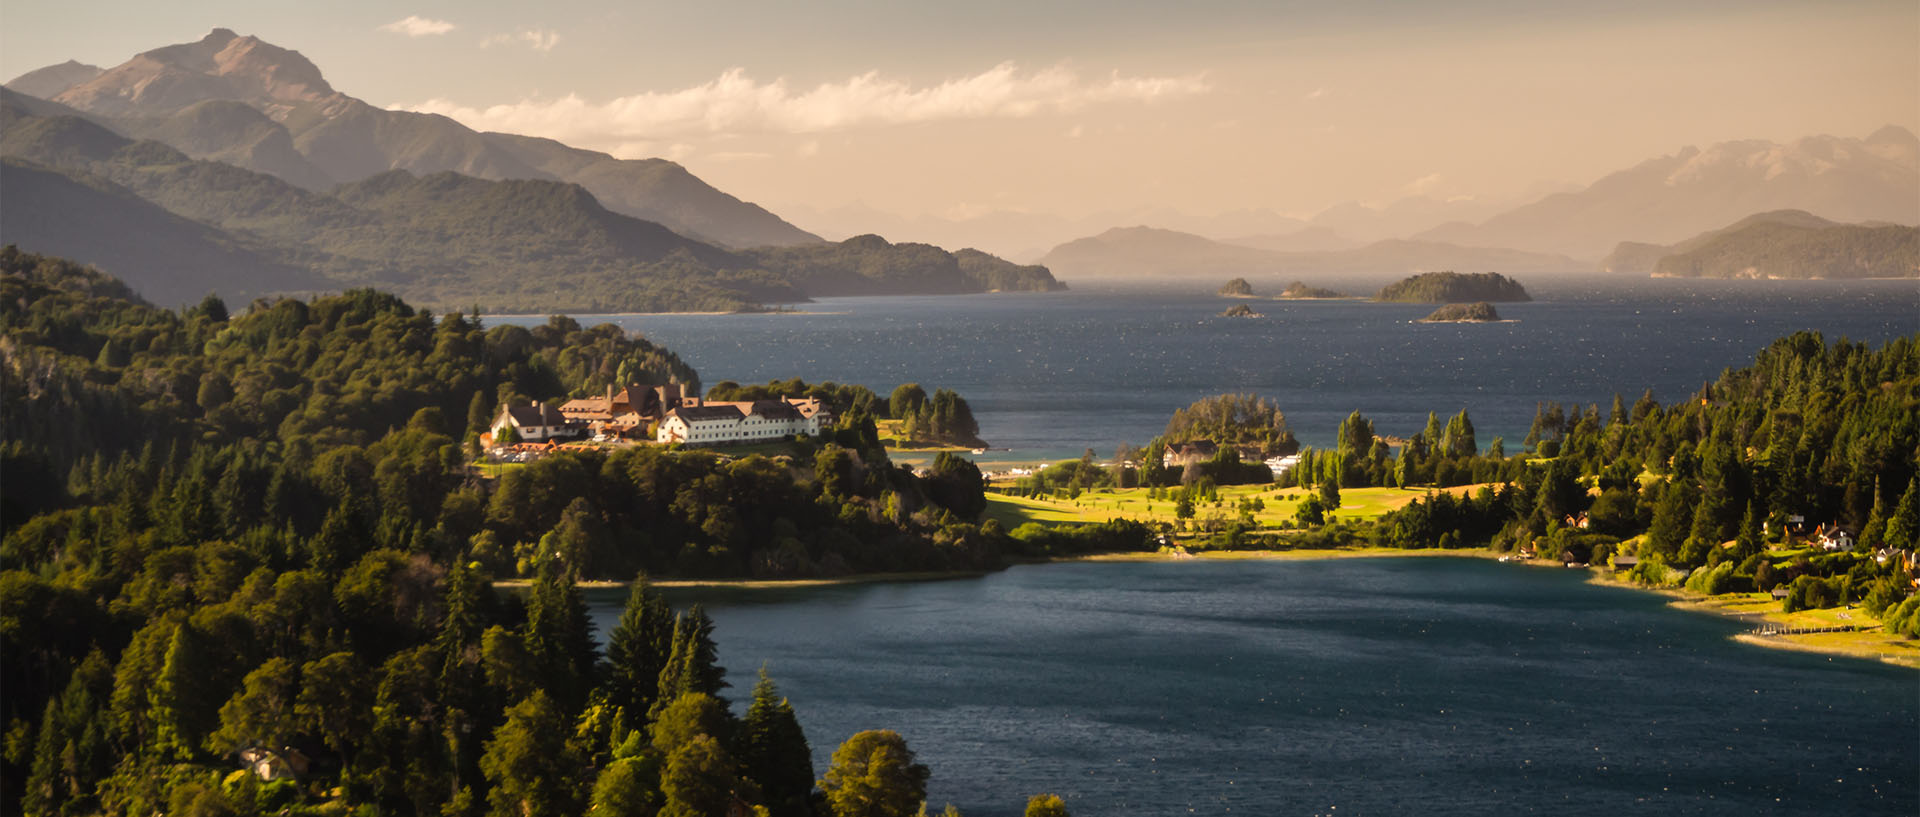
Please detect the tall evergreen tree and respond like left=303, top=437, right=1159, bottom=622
left=1885, top=476, right=1920, bottom=551
left=655, top=605, right=727, bottom=713
left=738, top=668, right=816, bottom=817
left=602, top=574, right=676, bottom=719
left=524, top=562, right=597, bottom=712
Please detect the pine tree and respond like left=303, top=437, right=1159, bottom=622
left=148, top=622, right=203, bottom=760
left=467, top=390, right=492, bottom=434
left=738, top=668, right=816, bottom=817
left=524, top=562, right=597, bottom=712
left=603, top=575, right=676, bottom=719
left=1859, top=479, right=1889, bottom=550
left=1885, top=476, right=1920, bottom=551
left=652, top=606, right=727, bottom=721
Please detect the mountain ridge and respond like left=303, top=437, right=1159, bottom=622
left=6, top=28, right=821, bottom=248
left=1414, top=128, right=1920, bottom=259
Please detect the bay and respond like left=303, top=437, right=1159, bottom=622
left=507, top=277, right=1919, bottom=461
left=587, top=558, right=1918, bottom=816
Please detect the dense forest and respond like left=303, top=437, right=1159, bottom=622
left=1267, top=334, right=1918, bottom=630
left=1375, top=271, right=1530, bottom=303
left=0, top=248, right=1106, bottom=816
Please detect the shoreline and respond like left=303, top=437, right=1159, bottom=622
left=1583, top=572, right=1920, bottom=669
left=508, top=545, right=1916, bottom=669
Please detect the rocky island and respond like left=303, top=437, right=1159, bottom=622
left=1419, top=301, right=1503, bottom=322
left=1220, top=303, right=1263, bottom=318
left=1377, top=271, right=1531, bottom=303
left=1279, top=280, right=1347, bottom=298
left=1218, top=277, right=1255, bottom=296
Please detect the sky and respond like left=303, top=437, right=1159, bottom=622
left=3, top=0, right=1915, bottom=227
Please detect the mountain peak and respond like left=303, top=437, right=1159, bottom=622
left=1866, top=124, right=1919, bottom=148
left=52, top=28, right=333, bottom=117
left=4, top=59, right=104, bottom=99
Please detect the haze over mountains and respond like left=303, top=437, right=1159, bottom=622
left=1414, top=127, right=1920, bottom=260
left=3, top=27, right=1913, bottom=300
left=794, top=125, right=1917, bottom=277
left=1038, top=226, right=1587, bottom=284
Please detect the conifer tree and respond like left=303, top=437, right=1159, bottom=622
left=739, top=668, right=816, bottom=817
left=524, top=561, right=597, bottom=712
left=1886, top=476, right=1920, bottom=551
left=652, top=605, right=727, bottom=720
left=603, top=574, right=676, bottom=719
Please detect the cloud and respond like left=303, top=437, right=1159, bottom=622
left=379, top=16, right=455, bottom=37
left=482, top=29, right=561, bottom=52
left=705, top=151, right=773, bottom=162
left=1403, top=173, right=1445, bottom=195
left=399, top=62, right=1209, bottom=152
left=1305, top=87, right=1327, bottom=100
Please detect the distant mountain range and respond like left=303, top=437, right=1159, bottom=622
left=1037, top=225, right=1585, bottom=282
left=1415, top=128, right=1920, bottom=260
left=1604, top=210, right=1918, bottom=280
left=0, top=91, right=1058, bottom=310
left=4, top=28, right=819, bottom=249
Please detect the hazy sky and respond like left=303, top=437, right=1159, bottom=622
left=3, top=1, right=1915, bottom=221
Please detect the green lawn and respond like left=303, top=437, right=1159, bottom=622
left=983, top=483, right=1490, bottom=530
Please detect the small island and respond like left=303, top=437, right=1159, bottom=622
left=1279, top=280, right=1347, bottom=299
left=1419, top=302, right=1503, bottom=322
left=1377, top=271, right=1531, bottom=303
left=1218, top=277, right=1255, bottom=297
left=1219, top=304, right=1263, bottom=318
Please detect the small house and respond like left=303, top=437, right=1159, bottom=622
left=1162, top=440, right=1219, bottom=468
left=1813, top=524, right=1854, bottom=553
left=238, top=744, right=310, bottom=782
left=1611, top=554, right=1639, bottom=573
left=491, top=403, right=578, bottom=443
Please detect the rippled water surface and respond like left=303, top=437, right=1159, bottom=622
left=586, top=559, right=1918, bottom=817
left=517, top=277, right=1918, bottom=458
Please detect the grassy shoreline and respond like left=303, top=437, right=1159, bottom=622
left=1584, top=573, right=1920, bottom=669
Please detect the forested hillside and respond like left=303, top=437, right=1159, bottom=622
left=0, top=249, right=1100, bottom=816
left=0, top=98, right=1063, bottom=313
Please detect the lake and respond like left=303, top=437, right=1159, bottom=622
left=506, top=276, right=1919, bottom=461
left=585, top=558, right=1918, bottom=816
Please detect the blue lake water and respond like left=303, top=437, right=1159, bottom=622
left=586, top=558, right=1919, bottom=816
left=507, top=276, right=1918, bottom=460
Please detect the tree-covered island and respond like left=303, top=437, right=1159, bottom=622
left=1278, top=281, right=1347, bottom=299
left=1375, top=271, right=1531, bottom=303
